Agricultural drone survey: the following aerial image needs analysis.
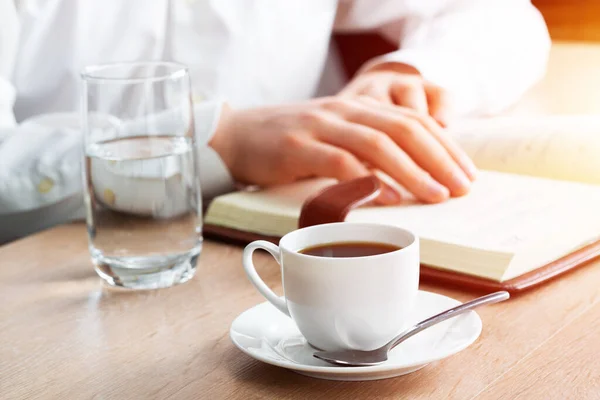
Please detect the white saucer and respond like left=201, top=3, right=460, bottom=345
left=230, top=290, right=482, bottom=381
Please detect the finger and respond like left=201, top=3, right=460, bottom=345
left=312, top=115, right=450, bottom=203
left=287, top=136, right=370, bottom=181
left=412, top=111, right=478, bottom=181
left=425, top=83, right=452, bottom=127
left=283, top=133, right=403, bottom=204
left=361, top=85, right=394, bottom=104
left=357, top=97, right=477, bottom=181
left=329, top=100, right=470, bottom=197
left=371, top=170, right=404, bottom=206
left=374, top=184, right=403, bottom=206
left=388, top=104, right=478, bottom=181
left=389, top=79, right=428, bottom=114
left=339, top=82, right=394, bottom=105
left=360, top=179, right=403, bottom=206
left=296, top=138, right=404, bottom=204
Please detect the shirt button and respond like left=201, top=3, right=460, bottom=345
left=103, top=189, right=116, bottom=206
left=37, top=178, right=54, bottom=194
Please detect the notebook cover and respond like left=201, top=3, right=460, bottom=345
left=204, top=176, right=600, bottom=294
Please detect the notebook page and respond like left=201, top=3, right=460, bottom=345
left=450, top=116, right=600, bottom=184
left=349, top=171, right=600, bottom=274
left=205, top=178, right=333, bottom=237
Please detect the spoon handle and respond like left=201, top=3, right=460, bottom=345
left=386, top=291, right=510, bottom=351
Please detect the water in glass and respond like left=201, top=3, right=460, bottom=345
left=84, top=134, right=202, bottom=289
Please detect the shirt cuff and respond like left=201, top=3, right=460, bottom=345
left=0, top=115, right=83, bottom=213
left=360, top=49, right=480, bottom=117
left=193, top=100, right=236, bottom=199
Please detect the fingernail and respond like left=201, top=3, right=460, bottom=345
left=380, top=188, right=402, bottom=204
left=434, top=111, right=450, bottom=127
left=462, top=159, right=478, bottom=181
left=427, top=180, right=450, bottom=201
left=452, top=172, right=471, bottom=196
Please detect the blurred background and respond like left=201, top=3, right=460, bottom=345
left=335, top=0, right=600, bottom=115
left=532, top=0, right=600, bottom=41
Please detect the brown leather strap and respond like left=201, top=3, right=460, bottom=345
left=298, top=175, right=381, bottom=229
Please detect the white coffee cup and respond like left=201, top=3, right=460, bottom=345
left=242, top=222, right=419, bottom=352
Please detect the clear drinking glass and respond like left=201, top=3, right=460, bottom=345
left=81, top=62, right=202, bottom=289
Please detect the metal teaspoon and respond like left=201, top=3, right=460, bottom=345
left=313, top=291, right=510, bottom=367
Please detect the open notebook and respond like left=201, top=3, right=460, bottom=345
left=205, top=116, right=600, bottom=290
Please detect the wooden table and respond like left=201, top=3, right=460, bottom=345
left=5, top=42, right=600, bottom=399
left=2, top=223, right=600, bottom=399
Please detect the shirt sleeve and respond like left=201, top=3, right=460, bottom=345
left=335, top=0, right=551, bottom=117
left=1, top=87, right=234, bottom=244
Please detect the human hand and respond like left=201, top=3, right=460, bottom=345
left=209, top=97, right=476, bottom=204
left=339, top=63, right=451, bottom=126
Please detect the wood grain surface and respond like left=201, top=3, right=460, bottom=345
left=1, top=223, right=600, bottom=399
left=477, top=299, right=600, bottom=400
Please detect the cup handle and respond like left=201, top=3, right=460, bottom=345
left=242, top=241, right=291, bottom=317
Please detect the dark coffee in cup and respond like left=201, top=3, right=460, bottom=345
left=299, top=241, right=401, bottom=258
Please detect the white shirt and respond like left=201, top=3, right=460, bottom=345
left=0, top=0, right=550, bottom=242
